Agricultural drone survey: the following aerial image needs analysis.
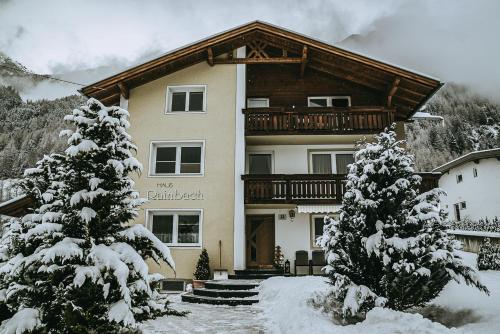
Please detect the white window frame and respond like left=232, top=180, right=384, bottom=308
left=149, top=140, right=205, bottom=177
left=247, top=97, right=269, bottom=108
left=146, top=209, right=203, bottom=248
left=165, top=85, right=207, bottom=113
left=246, top=151, right=274, bottom=174
left=309, top=151, right=355, bottom=174
left=307, top=96, right=351, bottom=107
left=456, top=174, right=463, bottom=183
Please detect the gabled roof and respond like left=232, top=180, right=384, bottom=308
left=81, top=21, right=443, bottom=119
left=0, top=195, right=33, bottom=218
left=432, top=148, right=500, bottom=173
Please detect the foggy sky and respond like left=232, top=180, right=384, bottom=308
left=0, top=0, right=498, bottom=101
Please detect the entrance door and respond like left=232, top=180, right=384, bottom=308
left=246, top=215, right=275, bottom=268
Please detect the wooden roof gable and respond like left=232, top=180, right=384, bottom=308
left=80, top=21, right=442, bottom=119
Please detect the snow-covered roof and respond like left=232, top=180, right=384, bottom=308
left=0, top=194, right=32, bottom=217
left=411, top=112, right=444, bottom=121
left=432, top=148, right=500, bottom=173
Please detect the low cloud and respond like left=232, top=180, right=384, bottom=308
left=0, top=0, right=498, bottom=101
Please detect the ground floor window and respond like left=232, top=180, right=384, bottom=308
left=148, top=210, right=202, bottom=247
left=311, top=214, right=339, bottom=247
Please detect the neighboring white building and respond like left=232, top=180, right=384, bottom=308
left=433, top=148, right=500, bottom=222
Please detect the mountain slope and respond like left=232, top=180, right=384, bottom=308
left=406, top=83, right=500, bottom=171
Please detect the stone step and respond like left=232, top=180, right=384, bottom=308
left=181, top=293, right=258, bottom=306
left=204, top=280, right=259, bottom=291
left=229, top=273, right=290, bottom=280
left=234, top=268, right=284, bottom=275
left=193, top=288, right=259, bottom=298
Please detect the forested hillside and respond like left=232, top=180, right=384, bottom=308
left=0, top=86, right=84, bottom=178
left=406, top=83, right=500, bottom=171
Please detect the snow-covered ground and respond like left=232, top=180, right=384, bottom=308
left=145, top=252, right=500, bottom=334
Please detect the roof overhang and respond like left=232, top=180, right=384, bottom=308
left=80, top=21, right=443, bottom=120
left=0, top=195, right=33, bottom=218
left=432, top=148, right=500, bottom=173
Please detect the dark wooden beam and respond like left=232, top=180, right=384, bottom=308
left=207, top=47, right=214, bottom=66
left=214, top=58, right=302, bottom=65
left=387, top=77, right=400, bottom=107
left=117, top=82, right=129, bottom=99
left=300, top=45, right=308, bottom=78
left=308, top=62, right=385, bottom=92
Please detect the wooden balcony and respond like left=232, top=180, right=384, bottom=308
left=242, top=173, right=440, bottom=205
left=244, top=106, right=396, bottom=136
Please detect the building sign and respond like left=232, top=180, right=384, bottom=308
left=147, top=182, right=204, bottom=201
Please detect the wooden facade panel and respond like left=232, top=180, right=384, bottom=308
left=247, top=64, right=383, bottom=107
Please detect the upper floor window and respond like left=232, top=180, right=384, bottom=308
left=310, top=152, right=354, bottom=174
left=456, top=174, right=463, bottom=183
left=247, top=98, right=269, bottom=108
left=473, top=168, right=478, bottom=177
left=247, top=153, right=273, bottom=174
left=150, top=141, right=204, bottom=176
left=307, top=96, right=351, bottom=108
left=149, top=210, right=202, bottom=247
left=166, top=85, right=206, bottom=113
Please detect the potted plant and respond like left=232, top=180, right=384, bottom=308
left=193, top=248, right=210, bottom=288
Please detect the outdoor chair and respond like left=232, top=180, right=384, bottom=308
left=310, top=250, right=326, bottom=276
left=294, top=250, right=309, bottom=276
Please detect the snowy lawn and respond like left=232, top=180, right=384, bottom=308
left=145, top=252, right=499, bottom=334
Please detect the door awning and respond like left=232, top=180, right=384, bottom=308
left=297, top=205, right=341, bottom=214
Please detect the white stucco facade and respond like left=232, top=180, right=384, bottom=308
left=438, top=157, right=500, bottom=222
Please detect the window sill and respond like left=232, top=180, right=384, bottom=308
left=165, top=111, right=207, bottom=114
left=148, top=173, right=205, bottom=178
left=165, top=245, right=202, bottom=249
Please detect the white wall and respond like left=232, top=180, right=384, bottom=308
left=246, top=144, right=355, bottom=174
left=246, top=208, right=325, bottom=274
left=439, top=158, right=500, bottom=221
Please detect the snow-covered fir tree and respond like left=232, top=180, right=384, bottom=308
left=318, top=125, right=489, bottom=322
left=0, top=99, right=183, bottom=333
left=193, top=248, right=210, bottom=280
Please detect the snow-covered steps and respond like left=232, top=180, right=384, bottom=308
left=229, top=268, right=289, bottom=280
left=181, top=293, right=259, bottom=306
left=194, top=288, right=259, bottom=298
left=182, top=279, right=260, bottom=306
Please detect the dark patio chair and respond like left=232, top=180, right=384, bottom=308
left=310, top=250, right=326, bottom=276
left=294, top=250, right=309, bottom=276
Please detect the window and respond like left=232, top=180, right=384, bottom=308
left=460, top=201, right=467, bottom=209
left=312, top=214, right=339, bottom=247
left=150, top=142, right=204, bottom=176
left=313, top=216, right=325, bottom=246
left=149, top=210, right=201, bottom=247
left=310, top=152, right=354, bottom=174
left=456, top=174, right=463, bottom=183
left=248, top=153, right=273, bottom=174
left=312, top=154, right=332, bottom=174
left=307, top=96, right=351, bottom=108
left=336, top=154, right=355, bottom=174
left=166, top=85, right=206, bottom=112
left=247, top=98, right=269, bottom=108
left=454, top=204, right=461, bottom=221
left=473, top=168, right=478, bottom=177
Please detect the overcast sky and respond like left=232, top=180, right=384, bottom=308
left=0, top=0, right=499, bottom=101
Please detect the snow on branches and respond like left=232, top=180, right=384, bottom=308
left=318, top=125, right=488, bottom=322
left=0, top=99, right=180, bottom=333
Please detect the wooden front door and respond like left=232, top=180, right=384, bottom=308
left=246, top=215, right=275, bottom=268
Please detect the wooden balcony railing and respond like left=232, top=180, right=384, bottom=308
left=243, top=106, right=396, bottom=135
left=242, top=173, right=441, bottom=205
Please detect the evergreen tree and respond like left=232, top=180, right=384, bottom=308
left=477, top=238, right=500, bottom=271
left=274, top=245, right=284, bottom=269
left=319, top=126, right=488, bottom=322
left=193, top=249, right=210, bottom=280
left=0, top=99, right=182, bottom=333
